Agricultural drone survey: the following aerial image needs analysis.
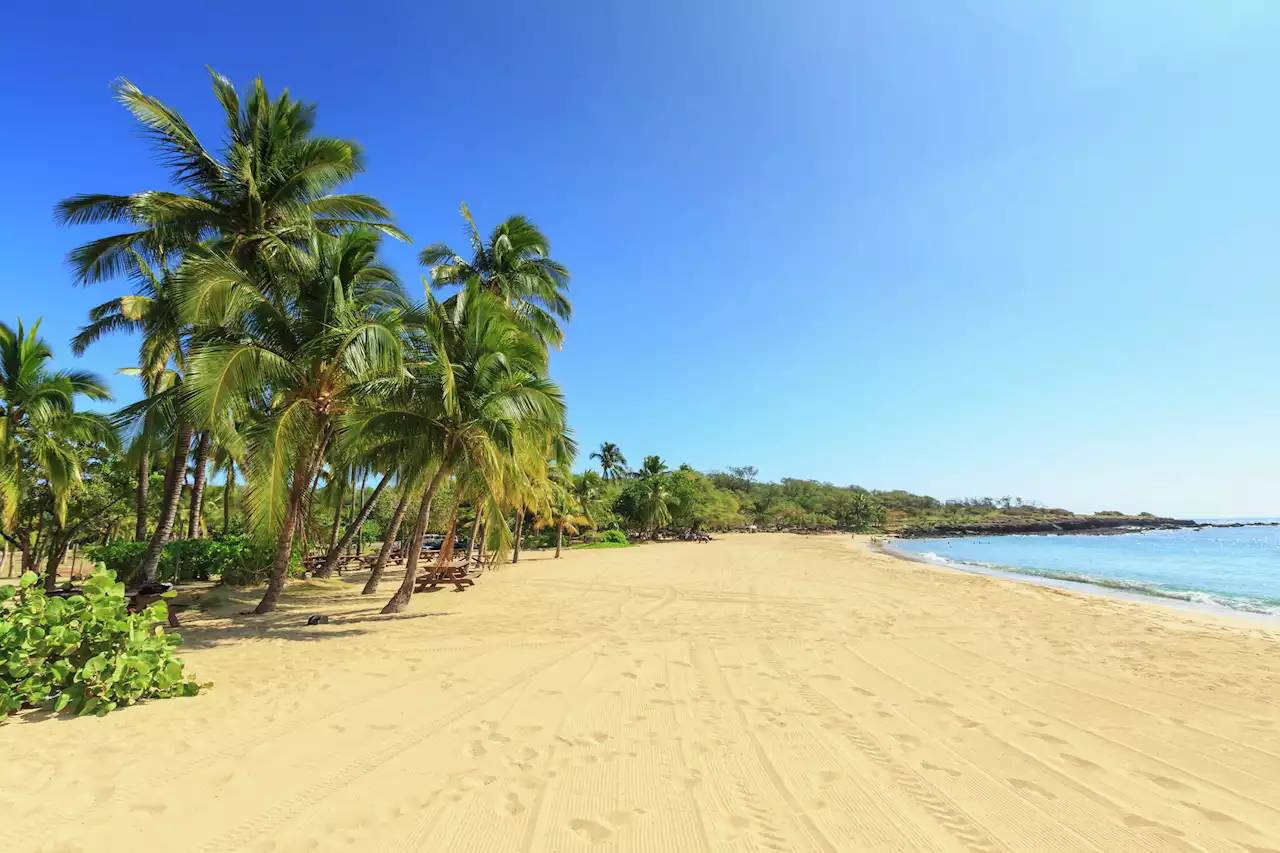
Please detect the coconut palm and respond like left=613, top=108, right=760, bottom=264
left=55, top=70, right=405, bottom=286
left=0, top=320, right=116, bottom=587
left=537, top=469, right=591, bottom=558
left=177, top=228, right=407, bottom=613
left=419, top=204, right=570, bottom=350
left=345, top=291, right=570, bottom=613
left=360, top=479, right=415, bottom=595
left=570, top=470, right=605, bottom=528
left=590, top=442, right=627, bottom=481
left=640, top=455, right=668, bottom=479
left=72, top=250, right=195, bottom=571
left=0, top=320, right=114, bottom=528
left=637, top=456, right=672, bottom=539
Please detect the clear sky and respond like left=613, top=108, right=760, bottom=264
left=3, top=1, right=1278, bottom=518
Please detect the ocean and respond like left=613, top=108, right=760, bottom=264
left=891, top=521, right=1280, bottom=619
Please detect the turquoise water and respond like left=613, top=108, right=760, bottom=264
left=892, top=522, right=1280, bottom=617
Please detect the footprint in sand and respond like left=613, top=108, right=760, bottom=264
left=1182, top=802, right=1249, bottom=826
left=1123, top=814, right=1185, bottom=836
left=1028, top=730, right=1067, bottom=745
left=1060, top=753, right=1100, bottom=771
left=1137, top=772, right=1190, bottom=791
left=569, top=819, right=613, bottom=843
left=921, top=762, right=961, bottom=778
left=504, top=793, right=526, bottom=815
left=1009, top=778, right=1057, bottom=800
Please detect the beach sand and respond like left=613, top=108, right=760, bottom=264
left=3, top=533, right=1278, bottom=852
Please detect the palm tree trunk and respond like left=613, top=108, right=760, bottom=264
left=355, top=471, right=369, bottom=556
left=255, top=436, right=323, bottom=615
left=465, top=506, right=482, bottom=562
left=223, top=461, right=234, bottom=536
left=347, top=470, right=363, bottom=556
left=186, top=432, right=211, bottom=539
left=328, top=477, right=347, bottom=551
left=315, top=473, right=390, bottom=578
left=556, top=526, right=563, bottom=558
left=512, top=505, right=525, bottom=564
left=436, top=502, right=460, bottom=565
left=382, top=466, right=449, bottom=614
left=134, top=450, right=150, bottom=541
left=363, top=483, right=410, bottom=595
left=137, top=421, right=194, bottom=585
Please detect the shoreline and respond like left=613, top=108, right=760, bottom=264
left=869, top=535, right=1280, bottom=625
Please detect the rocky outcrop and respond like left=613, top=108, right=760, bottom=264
left=894, top=515, right=1197, bottom=539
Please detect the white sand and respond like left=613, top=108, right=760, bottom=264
left=3, top=533, right=1279, bottom=852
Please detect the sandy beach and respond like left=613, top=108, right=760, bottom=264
left=3, top=533, right=1279, bottom=852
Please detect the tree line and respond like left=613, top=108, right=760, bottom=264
left=5, top=71, right=574, bottom=616
left=1, top=70, right=1081, bottom=615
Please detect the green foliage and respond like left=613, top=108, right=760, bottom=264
left=599, top=529, right=629, bottom=544
left=0, top=569, right=201, bottom=718
left=84, top=535, right=297, bottom=587
left=82, top=541, right=149, bottom=585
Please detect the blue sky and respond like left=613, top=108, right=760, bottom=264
left=4, top=1, right=1279, bottom=517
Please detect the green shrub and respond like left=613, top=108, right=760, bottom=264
left=82, top=540, right=148, bottom=586
left=84, top=535, right=300, bottom=587
left=599, top=530, right=628, bottom=545
left=0, top=570, right=202, bottom=718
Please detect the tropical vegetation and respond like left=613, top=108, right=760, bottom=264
left=0, top=70, right=1141, bottom=717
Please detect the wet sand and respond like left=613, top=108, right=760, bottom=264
left=3, top=533, right=1278, bottom=852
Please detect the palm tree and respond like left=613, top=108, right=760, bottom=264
left=570, top=470, right=605, bottom=528
left=73, top=252, right=194, bottom=581
left=360, top=479, right=414, bottom=595
left=0, top=320, right=114, bottom=528
left=638, top=456, right=671, bottom=539
left=419, top=204, right=570, bottom=350
left=55, top=70, right=405, bottom=286
left=537, top=469, right=591, bottom=558
left=59, top=72, right=404, bottom=584
left=346, top=291, right=570, bottom=614
left=590, top=442, right=627, bottom=481
left=0, top=320, right=116, bottom=586
left=640, top=455, right=668, bottom=479
left=178, top=228, right=407, bottom=613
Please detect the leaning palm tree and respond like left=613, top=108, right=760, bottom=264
left=590, top=442, right=627, bottom=480
left=55, top=70, right=406, bottom=285
left=346, top=291, right=570, bottom=614
left=178, top=229, right=407, bottom=613
left=73, top=250, right=190, bottom=559
left=419, top=204, right=570, bottom=350
left=58, top=71, right=405, bottom=583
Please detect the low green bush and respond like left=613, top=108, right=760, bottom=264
left=599, top=529, right=628, bottom=545
left=0, top=570, right=202, bottom=718
left=84, top=535, right=300, bottom=587
left=82, top=540, right=149, bottom=586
